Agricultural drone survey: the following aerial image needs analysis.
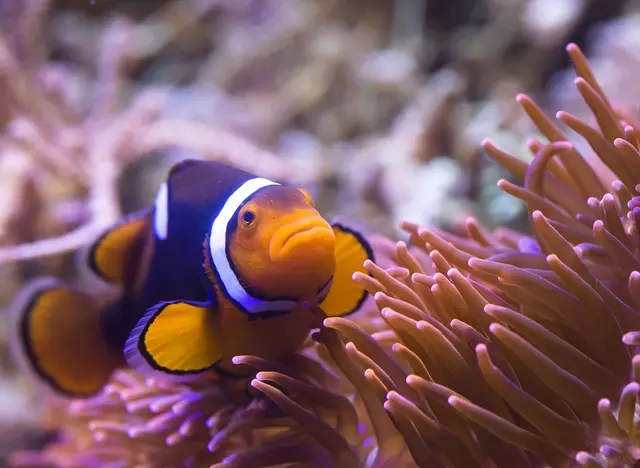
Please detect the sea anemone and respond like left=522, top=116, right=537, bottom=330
left=12, top=351, right=374, bottom=467
left=282, top=42, right=640, bottom=467
left=231, top=42, right=640, bottom=467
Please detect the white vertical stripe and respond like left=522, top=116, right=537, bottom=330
left=153, top=182, right=169, bottom=240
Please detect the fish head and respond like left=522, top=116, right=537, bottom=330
left=228, top=185, right=336, bottom=301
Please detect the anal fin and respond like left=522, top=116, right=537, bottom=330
left=10, top=278, right=122, bottom=397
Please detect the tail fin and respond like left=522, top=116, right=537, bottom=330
left=9, top=278, right=122, bottom=397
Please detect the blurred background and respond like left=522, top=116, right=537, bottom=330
left=0, top=0, right=639, bottom=463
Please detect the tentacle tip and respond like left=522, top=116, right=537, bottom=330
left=574, top=452, right=590, bottom=464
left=391, top=266, right=410, bottom=278
left=574, top=77, right=587, bottom=86
left=446, top=268, right=458, bottom=278
left=219, top=455, right=236, bottom=464
left=447, top=395, right=460, bottom=406
left=432, top=272, right=446, bottom=281
left=613, top=138, right=626, bottom=148
left=566, top=42, right=579, bottom=53
left=249, top=379, right=261, bottom=389
left=480, top=138, right=492, bottom=148
left=531, top=210, right=544, bottom=220
left=475, top=343, right=487, bottom=354
left=625, top=382, right=640, bottom=392
left=483, top=304, right=497, bottom=315
left=515, top=93, right=529, bottom=103
left=464, top=218, right=480, bottom=231
left=554, top=141, right=573, bottom=151
left=630, top=271, right=640, bottom=280
left=323, top=316, right=338, bottom=326
left=622, top=333, right=636, bottom=345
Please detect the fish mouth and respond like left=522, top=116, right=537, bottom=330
left=269, top=217, right=335, bottom=262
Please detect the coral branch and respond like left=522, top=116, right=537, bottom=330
left=0, top=223, right=101, bottom=264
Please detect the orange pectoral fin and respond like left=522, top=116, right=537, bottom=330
left=9, top=278, right=120, bottom=397
left=87, top=209, right=151, bottom=285
left=320, top=223, right=374, bottom=317
left=124, top=300, right=221, bottom=376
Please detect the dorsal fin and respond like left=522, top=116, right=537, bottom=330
left=168, top=158, right=200, bottom=178
left=87, top=209, right=152, bottom=285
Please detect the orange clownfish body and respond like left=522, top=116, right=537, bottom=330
left=10, top=160, right=373, bottom=397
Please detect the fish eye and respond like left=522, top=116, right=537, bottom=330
left=241, top=210, right=256, bottom=227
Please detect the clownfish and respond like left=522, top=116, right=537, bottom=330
left=10, top=159, right=373, bottom=397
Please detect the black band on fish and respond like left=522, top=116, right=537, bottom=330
left=317, top=277, right=333, bottom=303
left=208, top=178, right=302, bottom=315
